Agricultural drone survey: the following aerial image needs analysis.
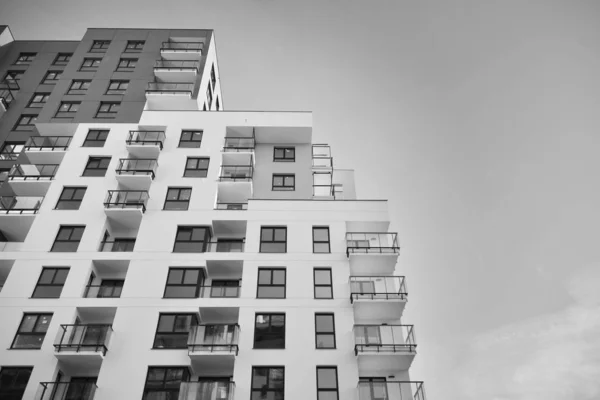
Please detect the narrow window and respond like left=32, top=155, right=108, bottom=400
left=53, top=53, right=72, bottom=65
left=27, top=93, right=50, bottom=108
left=273, top=147, right=295, bottom=162
left=14, top=52, right=36, bottom=65
left=173, top=226, right=211, bottom=253
left=316, top=367, right=339, bottom=400
left=313, top=227, right=331, bottom=253
left=54, top=101, right=80, bottom=118
left=55, top=187, right=87, bottom=210
left=164, top=268, right=203, bottom=298
left=178, top=130, right=203, bottom=148
left=251, top=367, right=284, bottom=399
left=125, top=40, right=145, bottom=52
left=83, top=129, right=109, bottom=147
left=117, top=58, right=137, bottom=71
left=153, top=313, right=198, bottom=349
left=0, top=142, right=25, bottom=160
left=96, top=102, right=120, bottom=118
left=216, top=96, right=220, bottom=111
left=79, top=58, right=101, bottom=71
left=257, top=268, right=286, bottom=299
left=164, top=187, right=192, bottom=210
left=206, top=83, right=213, bottom=107
left=13, top=114, right=37, bottom=131
left=82, top=157, right=111, bottom=177
left=143, top=367, right=190, bottom=399
left=0, top=367, right=33, bottom=399
left=183, top=157, right=209, bottom=177
left=11, top=313, right=52, bottom=349
left=315, top=313, right=336, bottom=349
left=90, top=40, right=111, bottom=52
left=254, top=313, right=285, bottom=349
left=106, top=80, right=129, bottom=95
left=260, top=227, right=287, bottom=253
left=210, top=64, right=216, bottom=88
left=68, top=80, right=92, bottom=94
left=314, top=268, right=333, bottom=299
left=272, top=174, right=295, bottom=191
left=51, top=226, right=85, bottom=252
left=32, top=267, right=69, bottom=298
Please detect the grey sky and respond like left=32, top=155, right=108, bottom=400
left=2, top=0, right=600, bottom=398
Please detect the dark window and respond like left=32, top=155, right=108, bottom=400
left=53, top=53, right=72, bottom=65
left=173, top=226, right=211, bottom=253
left=206, top=84, right=213, bottom=107
left=216, top=96, right=220, bottom=111
left=67, top=80, right=91, bottom=94
left=54, top=101, right=80, bottom=118
left=143, top=367, right=190, bottom=400
left=183, top=157, right=209, bottom=177
left=178, top=130, right=203, bottom=148
left=4, top=70, right=24, bottom=82
left=79, top=58, right=101, bottom=71
left=0, top=142, right=25, bottom=160
left=164, top=268, right=203, bottom=298
left=14, top=52, right=36, bottom=65
left=42, top=70, right=62, bottom=84
left=314, top=268, right=333, bottom=299
left=125, top=40, right=145, bottom=52
left=27, top=93, right=50, bottom=108
left=13, top=114, right=37, bottom=131
left=260, top=227, right=287, bottom=253
left=251, top=367, right=284, bottom=400
left=273, top=147, right=295, bottom=162
left=96, top=280, right=124, bottom=298
left=313, top=227, right=331, bottom=253
left=55, top=187, right=87, bottom=210
left=82, top=157, right=111, bottom=177
left=0, top=367, right=33, bottom=399
left=254, top=314, right=285, bottom=349
left=106, top=80, right=129, bottom=95
left=257, top=268, right=286, bottom=299
left=51, top=225, right=85, bottom=252
left=11, top=313, right=52, bottom=349
left=210, top=280, right=240, bottom=298
left=210, top=64, right=216, bottom=88
left=316, top=367, right=339, bottom=400
left=203, top=103, right=207, bottom=111
left=96, top=102, right=120, bottom=118
left=32, top=267, right=69, bottom=298
left=83, top=130, right=109, bottom=147
left=272, top=174, right=295, bottom=191
left=117, top=58, right=137, bottom=71
left=153, top=314, right=198, bottom=349
left=315, top=314, right=336, bottom=349
left=90, top=40, right=111, bottom=52
left=164, top=187, right=192, bottom=210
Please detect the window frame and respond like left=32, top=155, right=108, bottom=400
left=90, top=40, right=111, bottom=52
left=259, top=226, right=287, bottom=253
left=163, top=187, right=192, bottom=210
left=316, top=367, right=339, bottom=400
left=82, top=156, right=111, bottom=177
left=312, top=227, right=331, bottom=253
left=4, top=70, right=24, bottom=82
left=178, top=130, right=203, bottom=148
left=315, top=313, right=336, bottom=349
left=183, top=157, right=209, bottom=178
left=82, top=129, right=109, bottom=147
left=153, top=313, right=199, bottom=349
left=31, top=267, right=70, bottom=298
left=272, top=174, right=295, bottom=191
left=143, top=366, right=190, bottom=399
left=273, top=147, right=295, bottom=162
left=27, top=92, right=50, bottom=108
left=256, top=268, right=287, bottom=299
left=67, top=79, right=92, bottom=95
left=95, top=102, right=120, bottom=119
left=79, top=58, right=101, bottom=71
left=0, top=142, right=25, bottom=160
left=251, top=367, right=285, bottom=400
left=314, top=268, right=333, bottom=299
left=106, top=80, right=129, bottom=95
left=53, top=53, right=72, bottom=65
left=163, top=267, right=203, bottom=298
left=13, top=114, right=38, bottom=131
left=125, top=40, right=145, bottom=52
left=210, top=280, right=240, bottom=298
left=253, top=313, right=286, bottom=349
left=54, top=101, right=80, bottom=118
left=14, top=52, right=36, bottom=65
left=51, top=225, right=85, bottom=252
left=10, top=313, right=53, bottom=349
left=0, top=367, right=33, bottom=399
left=116, top=58, right=137, bottom=71
left=173, top=226, right=212, bottom=253
left=55, top=186, right=87, bottom=210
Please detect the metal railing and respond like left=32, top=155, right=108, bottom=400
left=54, top=324, right=113, bottom=355
left=215, top=203, right=248, bottom=210
left=25, top=136, right=71, bottom=151
left=127, top=130, right=165, bottom=149
left=37, top=381, right=98, bottom=400
left=104, top=190, right=149, bottom=212
left=357, top=381, right=426, bottom=400
left=84, top=284, right=122, bottom=298
left=98, top=239, right=136, bottom=252
left=8, top=164, right=59, bottom=180
left=223, top=137, right=255, bottom=152
left=178, top=382, right=235, bottom=400
left=146, top=82, right=194, bottom=93
left=218, top=165, right=253, bottom=181
left=116, top=158, right=158, bottom=178
left=350, top=276, right=407, bottom=302
left=0, top=89, right=15, bottom=109
left=206, top=240, right=245, bottom=252
left=354, top=325, right=416, bottom=354
left=188, top=324, right=240, bottom=354
left=199, top=285, right=241, bottom=298
left=161, top=41, right=204, bottom=51
left=154, top=60, right=200, bottom=71
left=346, top=232, right=400, bottom=255
left=0, top=196, right=43, bottom=214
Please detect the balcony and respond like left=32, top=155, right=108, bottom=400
left=358, top=381, right=426, bottom=400
left=0, top=196, right=43, bottom=242
left=354, top=325, right=416, bottom=371
left=223, top=137, right=255, bottom=153
left=215, top=202, right=248, bottom=210
left=350, top=276, right=407, bottom=321
left=126, top=130, right=165, bottom=158
left=218, top=165, right=253, bottom=182
left=7, top=164, right=58, bottom=196
left=98, top=238, right=135, bottom=252
left=0, top=195, right=43, bottom=214
left=188, top=324, right=239, bottom=355
left=206, top=239, right=245, bottom=253
left=0, top=78, right=18, bottom=114
left=54, top=324, right=113, bottom=374
left=154, top=60, right=199, bottom=81
left=37, top=381, right=97, bottom=400
left=145, top=82, right=195, bottom=110
left=199, top=284, right=241, bottom=298
left=179, top=382, right=235, bottom=400
left=161, top=41, right=204, bottom=60
left=346, top=232, right=400, bottom=275
left=24, top=136, right=71, bottom=164
left=84, top=284, right=123, bottom=298
left=103, top=190, right=148, bottom=227
left=115, top=158, right=157, bottom=190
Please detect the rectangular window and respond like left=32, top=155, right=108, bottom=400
left=53, top=53, right=72, bottom=65
left=173, top=226, right=211, bottom=253
left=90, top=40, right=111, bottom=52
left=14, top=52, right=36, bottom=65
left=178, top=130, right=203, bottom=148
left=54, top=101, right=80, bottom=118
left=94, top=279, right=124, bottom=298
left=183, top=157, right=209, bottom=177
left=27, top=93, right=50, bottom=108
left=164, top=187, right=192, bottom=210
left=42, top=70, right=62, bottom=84
left=0, top=367, right=32, bottom=399
left=11, top=313, right=52, bottom=349
left=96, top=102, right=120, bottom=119
left=79, top=58, right=101, bottom=71
left=117, top=58, right=137, bottom=71
left=83, top=129, right=109, bottom=147
left=125, top=40, right=145, bottom=52
left=106, top=80, right=129, bottom=95
left=314, top=268, right=333, bottom=299
left=0, top=142, right=25, bottom=160
left=164, top=268, right=203, bottom=298
left=153, top=313, right=198, bottom=349
left=13, top=114, right=37, bottom=131
left=4, top=70, right=24, bottom=82
left=82, top=156, right=111, bottom=177
left=274, top=147, right=295, bottom=162
left=144, top=367, right=189, bottom=399
left=55, top=187, right=87, bottom=210
left=272, top=174, right=295, bottom=191
left=251, top=367, right=284, bottom=400
left=32, top=267, right=69, bottom=298
left=51, top=225, right=85, bottom=252
left=210, top=280, right=240, bottom=298
left=67, top=79, right=91, bottom=94
left=254, top=313, right=285, bottom=349
left=257, top=268, right=286, bottom=299
left=316, top=367, right=339, bottom=400
left=313, top=227, right=331, bottom=253
left=315, top=314, right=336, bottom=349
left=260, top=227, right=287, bottom=253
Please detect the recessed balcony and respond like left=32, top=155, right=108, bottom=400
left=354, top=324, right=416, bottom=371
left=179, top=381, right=235, bottom=400
left=154, top=60, right=199, bottom=81
left=358, top=381, right=426, bottom=400
left=7, top=164, right=58, bottom=196
left=206, top=239, right=245, bottom=253
left=98, top=238, right=135, bottom=252
left=223, top=137, right=255, bottom=153
left=24, top=136, right=71, bottom=164
left=145, top=82, right=195, bottom=110
left=37, top=381, right=97, bottom=400
left=350, top=276, right=407, bottom=321
left=346, top=232, right=400, bottom=275
left=54, top=324, right=113, bottom=375
left=188, top=323, right=240, bottom=358
left=103, top=190, right=148, bottom=227
left=215, top=202, right=248, bottom=210
left=115, top=158, right=157, bottom=190
left=126, top=130, right=165, bottom=158
left=218, top=165, right=253, bottom=182
left=160, top=41, right=204, bottom=60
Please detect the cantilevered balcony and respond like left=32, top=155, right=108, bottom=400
left=54, top=324, right=113, bottom=376
left=154, top=60, right=199, bottom=81
left=354, top=325, right=416, bottom=371
left=115, top=158, right=157, bottom=190
left=179, top=382, right=235, bottom=400
left=7, top=164, right=58, bottom=196
left=0, top=195, right=43, bottom=214
left=223, top=137, right=255, bottom=153
left=161, top=41, right=204, bottom=60
left=24, top=136, right=71, bottom=164
left=218, top=165, right=253, bottom=182
left=0, top=196, right=42, bottom=241
left=188, top=324, right=240, bottom=355
left=350, top=276, right=407, bottom=321
left=358, top=381, right=426, bottom=400
left=103, top=190, right=148, bottom=227
left=37, top=381, right=98, bottom=400
left=146, top=82, right=195, bottom=110
left=126, top=130, right=165, bottom=158
left=346, top=232, right=400, bottom=275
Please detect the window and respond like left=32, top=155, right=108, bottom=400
left=55, top=187, right=87, bottom=210
left=83, top=129, right=109, bottom=147
left=216, top=96, right=220, bottom=111
left=80, top=58, right=101, bottom=71
left=210, top=280, right=240, bottom=298
left=0, top=142, right=25, bottom=160
left=96, top=102, right=120, bottom=118
left=13, top=114, right=37, bottom=131
left=251, top=367, right=284, bottom=400
left=67, top=79, right=91, bottom=94
left=210, top=64, right=216, bottom=88
left=53, top=53, right=72, bottom=65
left=106, top=80, right=129, bottom=95
left=125, top=40, right=145, bottom=52
left=4, top=70, right=24, bottom=82
left=164, top=187, right=192, bottom=210
left=94, top=280, right=124, bottom=298
left=257, top=268, right=286, bottom=299
left=51, top=226, right=85, bottom=252
left=274, top=147, right=295, bottom=162
left=254, top=314, right=285, bottom=349
left=11, top=313, right=52, bottom=349
left=260, top=227, right=287, bottom=253
left=153, top=313, right=198, bottom=348
left=315, top=314, right=336, bottom=349
left=42, top=70, right=62, bottom=83
left=173, top=226, right=211, bottom=252
left=27, top=93, right=49, bottom=108
left=31, top=267, right=69, bottom=298
left=14, top=52, right=36, bottom=65
left=144, top=367, right=190, bottom=400
left=183, top=157, right=209, bottom=177
left=82, top=157, right=111, bottom=177
left=316, top=367, right=339, bottom=400
left=117, top=58, right=137, bottom=71
left=178, top=130, right=203, bottom=148
left=0, top=367, right=32, bottom=399
left=206, top=83, right=213, bottom=107
left=314, top=268, right=333, bottom=299
left=164, top=268, right=203, bottom=298
left=54, top=101, right=80, bottom=118
left=313, top=227, right=331, bottom=253
left=90, top=40, right=110, bottom=52
left=272, top=174, right=295, bottom=191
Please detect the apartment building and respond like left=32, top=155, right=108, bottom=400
left=0, top=25, right=425, bottom=400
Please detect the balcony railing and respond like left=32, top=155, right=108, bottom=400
left=127, top=130, right=166, bottom=149
left=154, top=60, right=200, bottom=71
left=206, top=240, right=245, bottom=252
left=0, top=89, right=15, bottom=109
left=37, top=381, right=97, bottom=400
left=346, top=232, right=400, bottom=256
left=354, top=325, right=416, bottom=354
left=25, top=136, right=71, bottom=151
left=116, top=158, right=158, bottom=178
left=146, top=82, right=194, bottom=94
left=178, top=382, right=234, bottom=400
left=8, top=164, right=59, bottom=180
left=223, top=137, right=255, bottom=152
left=215, top=203, right=248, bottom=210
left=188, top=324, right=240, bottom=354
left=199, top=285, right=241, bottom=298
left=218, top=165, right=253, bottom=182
left=161, top=42, right=204, bottom=51
left=0, top=196, right=43, bottom=214
left=350, top=276, right=407, bottom=302
left=357, top=381, right=426, bottom=400
left=54, top=324, right=113, bottom=355
left=104, top=190, right=148, bottom=212
left=98, top=239, right=136, bottom=252
left=84, top=284, right=123, bottom=298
